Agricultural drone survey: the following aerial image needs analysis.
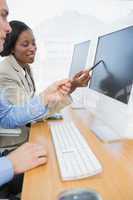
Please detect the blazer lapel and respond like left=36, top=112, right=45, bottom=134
left=7, top=55, right=31, bottom=94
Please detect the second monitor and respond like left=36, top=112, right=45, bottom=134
left=69, top=40, right=90, bottom=79
left=69, top=40, right=91, bottom=109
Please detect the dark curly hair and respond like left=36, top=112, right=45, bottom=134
left=1, top=20, right=31, bottom=57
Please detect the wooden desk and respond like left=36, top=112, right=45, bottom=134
left=22, top=108, right=133, bottom=200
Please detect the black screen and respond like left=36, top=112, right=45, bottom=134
left=89, top=26, right=133, bottom=104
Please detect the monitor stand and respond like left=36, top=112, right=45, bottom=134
left=71, top=88, right=95, bottom=110
left=71, top=102, right=86, bottom=109
left=90, top=117, right=123, bottom=142
left=71, top=89, right=85, bottom=109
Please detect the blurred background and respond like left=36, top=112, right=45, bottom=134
left=6, top=0, right=133, bottom=92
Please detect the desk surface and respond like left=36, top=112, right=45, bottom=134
left=22, top=108, right=133, bottom=200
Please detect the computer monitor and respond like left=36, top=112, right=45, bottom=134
left=88, top=26, right=133, bottom=140
left=89, top=26, right=133, bottom=104
left=69, top=40, right=91, bottom=109
left=69, top=40, right=90, bottom=79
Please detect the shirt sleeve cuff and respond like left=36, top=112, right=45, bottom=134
left=26, top=95, right=49, bottom=117
left=0, top=156, right=14, bottom=186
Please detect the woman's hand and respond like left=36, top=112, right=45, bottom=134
left=70, top=70, right=91, bottom=93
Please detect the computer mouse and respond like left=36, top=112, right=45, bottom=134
left=58, top=188, right=102, bottom=200
left=46, top=113, right=63, bottom=120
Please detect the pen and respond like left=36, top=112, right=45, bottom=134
left=89, top=60, right=104, bottom=72
left=73, top=60, right=104, bottom=80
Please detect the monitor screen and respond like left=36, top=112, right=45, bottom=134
left=89, top=26, right=133, bottom=104
left=69, top=40, right=90, bottom=79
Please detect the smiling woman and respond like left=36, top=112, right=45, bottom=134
left=0, top=21, right=36, bottom=105
left=10, top=30, right=37, bottom=64
left=0, top=20, right=90, bottom=109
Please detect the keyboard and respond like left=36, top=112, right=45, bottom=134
left=49, top=121, right=102, bottom=181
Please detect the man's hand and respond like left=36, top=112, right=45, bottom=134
left=40, top=79, right=71, bottom=107
left=7, top=142, right=48, bottom=174
left=70, top=70, right=91, bottom=93
left=57, top=79, right=72, bottom=95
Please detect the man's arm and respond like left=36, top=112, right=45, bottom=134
left=0, top=79, right=72, bottom=128
left=0, top=142, right=48, bottom=186
left=0, top=95, right=48, bottom=128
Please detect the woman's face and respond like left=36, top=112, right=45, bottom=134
left=12, top=29, right=37, bottom=65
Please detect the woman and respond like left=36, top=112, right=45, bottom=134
left=0, top=20, right=90, bottom=112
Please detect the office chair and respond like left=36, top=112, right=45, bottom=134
left=0, top=126, right=29, bottom=152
